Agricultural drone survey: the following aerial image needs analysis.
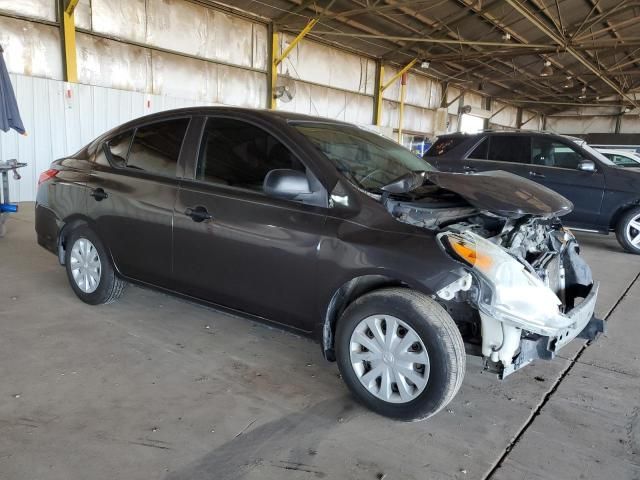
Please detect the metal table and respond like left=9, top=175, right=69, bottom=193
left=0, top=159, right=26, bottom=237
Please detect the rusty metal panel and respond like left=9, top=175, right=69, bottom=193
left=76, top=33, right=151, bottom=92
left=75, top=0, right=92, bottom=30
left=0, top=16, right=62, bottom=80
left=91, top=0, right=146, bottom=43
left=0, top=0, right=55, bottom=22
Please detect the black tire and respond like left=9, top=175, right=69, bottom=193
left=335, top=287, right=465, bottom=421
left=64, top=225, right=126, bottom=305
left=615, top=207, right=640, bottom=254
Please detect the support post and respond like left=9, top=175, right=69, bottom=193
left=516, top=107, right=523, bottom=129
left=398, top=72, right=408, bottom=143
left=375, top=59, right=417, bottom=127
left=373, top=60, right=383, bottom=125
left=483, top=97, right=492, bottom=130
left=270, top=19, right=318, bottom=109
left=61, top=0, right=80, bottom=83
left=456, top=91, right=465, bottom=132
left=615, top=106, right=624, bottom=133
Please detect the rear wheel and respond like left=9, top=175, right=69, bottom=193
left=64, top=225, right=126, bottom=304
left=335, top=288, right=465, bottom=421
left=615, top=207, right=640, bottom=254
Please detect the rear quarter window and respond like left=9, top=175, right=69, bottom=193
left=424, top=137, right=467, bottom=157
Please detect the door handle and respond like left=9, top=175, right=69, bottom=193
left=90, top=188, right=108, bottom=201
left=185, top=206, right=212, bottom=223
left=463, top=165, right=477, bottom=172
left=528, top=171, right=546, bottom=179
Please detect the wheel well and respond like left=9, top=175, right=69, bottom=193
left=57, top=216, right=90, bottom=264
left=610, top=201, right=640, bottom=231
left=321, top=275, right=412, bottom=361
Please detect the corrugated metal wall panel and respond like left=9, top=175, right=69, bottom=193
left=0, top=16, right=63, bottom=80
left=0, top=73, right=266, bottom=202
left=0, top=0, right=55, bottom=22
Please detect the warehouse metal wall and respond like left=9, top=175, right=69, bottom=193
left=0, top=73, right=217, bottom=202
left=0, top=0, right=535, bottom=201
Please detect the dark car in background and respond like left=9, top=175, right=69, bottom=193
left=425, top=131, right=640, bottom=254
left=35, top=108, right=601, bottom=421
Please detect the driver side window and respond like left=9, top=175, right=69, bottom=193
left=196, top=118, right=306, bottom=192
left=532, top=138, right=583, bottom=169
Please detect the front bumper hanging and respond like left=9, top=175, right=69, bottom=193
left=489, top=282, right=605, bottom=379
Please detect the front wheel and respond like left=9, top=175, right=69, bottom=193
left=615, top=207, right=640, bottom=254
left=335, top=288, right=466, bottom=421
left=64, top=225, right=126, bottom=304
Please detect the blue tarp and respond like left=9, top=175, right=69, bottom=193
left=0, top=46, right=25, bottom=135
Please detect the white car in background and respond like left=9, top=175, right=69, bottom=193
left=597, top=148, right=640, bottom=168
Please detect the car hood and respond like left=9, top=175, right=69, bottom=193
left=424, top=170, right=573, bottom=218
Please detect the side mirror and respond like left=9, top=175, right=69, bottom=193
left=577, top=159, right=596, bottom=172
left=263, top=169, right=312, bottom=200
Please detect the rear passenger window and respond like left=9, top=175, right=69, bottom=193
left=196, top=118, right=305, bottom=192
left=487, top=136, right=531, bottom=164
left=105, top=131, right=134, bottom=168
left=127, top=118, right=190, bottom=177
left=468, top=138, right=488, bottom=159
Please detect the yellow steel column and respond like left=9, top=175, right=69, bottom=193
left=270, top=19, right=318, bottom=110
left=270, top=31, right=279, bottom=110
left=62, top=0, right=80, bottom=83
left=374, top=63, right=384, bottom=126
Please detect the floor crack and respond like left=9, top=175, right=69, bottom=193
left=482, top=270, right=640, bottom=480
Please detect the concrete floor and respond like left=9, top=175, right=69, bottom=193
left=1, top=203, right=639, bottom=480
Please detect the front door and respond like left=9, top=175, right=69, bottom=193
left=172, top=117, right=327, bottom=332
left=87, top=117, right=190, bottom=287
left=528, top=137, right=605, bottom=227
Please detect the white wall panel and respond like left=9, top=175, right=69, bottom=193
left=0, top=0, right=55, bottom=22
left=491, top=101, right=518, bottom=128
left=0, top=16, right=62, bottom=80
left=75, top=0, right=92, bottom=30
left=91, top=0, right=147, bottom=43
left=446, top=86, right=461, bottom=114
left=0, top=73, right=269, bottom=202
left=76, top=33, right=152, bottom=93
left=546, top=116, right=617, bottom=134
left=282, top=34, right=374, bottom=95
left=620, top=116, right=640, bottom=134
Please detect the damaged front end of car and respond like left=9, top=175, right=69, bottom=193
left=435, top=220, right=604, bottom=378
left=383, top=170, right=605, bottom=378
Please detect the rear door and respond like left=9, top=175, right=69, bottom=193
left=172, top=116, right=328, bottom=332
left=455, top=135, right=534, bottom=179
left=528, top=137, right=605, bottom=227
left=87, top=117, right=191, bottom=287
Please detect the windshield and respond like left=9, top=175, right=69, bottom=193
left=294, top=122, right=435, bottom=191
left=600, top=151, right=640, bottom=167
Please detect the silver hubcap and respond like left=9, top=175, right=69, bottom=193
left=350, top=315, right=430, bottom=404
left=626, top=214, right=640, bottom=248
left=70, top=238, right=101, bottom=294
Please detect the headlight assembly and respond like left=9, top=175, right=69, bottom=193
left=439, top=231, right=570, bottom=334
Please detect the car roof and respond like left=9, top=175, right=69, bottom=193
left=436, top=131, right=582, bottom=142
left=115, top=106, right=354, bottom=130
left=597, top=148, right=638, bottom=155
